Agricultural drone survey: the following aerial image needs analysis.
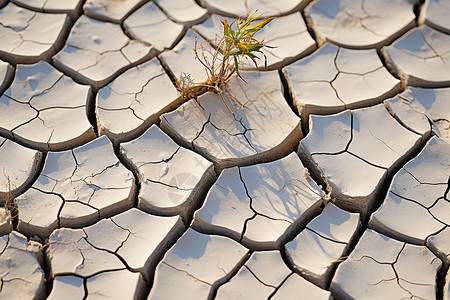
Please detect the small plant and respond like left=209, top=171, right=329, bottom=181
left=177, top=11, right=275, bottom=114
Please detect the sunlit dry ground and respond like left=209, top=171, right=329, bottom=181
left=0, top=0, right=449, bottom=299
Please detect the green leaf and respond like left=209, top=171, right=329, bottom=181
left=237, top=43, right=249, bottom=53
left=241, top=10, right=263, bottom=28
left=245, top=17, right=275, bottom=33
left=234, top=56, right=247, bottom=83
left=221, top=19, right=230, bottom=38
left=229, top=50, right=243, bottom=56
left=245, top=43, right=264, bottom=52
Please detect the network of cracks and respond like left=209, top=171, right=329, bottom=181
left=0, top=0, right=449, bottom=299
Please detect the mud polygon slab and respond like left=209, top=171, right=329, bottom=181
left=120, top=125, right=214, bottom=215
left=83, top=0, right=147, bottom=23
left=47, top=229, right=126, bottom=278
left=0, top=208, right=11, bottom=235
left=47, top=208, right=182, bottom=281
left=48, top=244, right=145, bottom=300
left=0, top=59, right=13, bottom=95
left=0, top=137, right=43, bottom=201
left=47, top=276, right=85, bottom=300
left=11, top=0, right=83, bottom=18
left=194, top=13, right=316, bottom=70
left=305, top=0, right=416, bottom=49
left=272, top=273, right=331, bottom=299
left=200, top=0, right=310, bottom=17
left=53, top=15, right=153, bottom=89
left=86, top=270, right=147, bottom=299
left=155, top=0, right=207, bottom=24
left=194, top=153, right=325, bottom=247
left=159, top=29, right=210, bottom=83
left=298, top=104, right=423, bottom=213
left=331, top=229, right=441, bottom=300
left=0, top=231, right=45, bottom=299
left=385, top=87, right=450, bottom=142
left=83, top=208, right=184, bottom=279
left=16, top=136, right=135, bottom=238
left=0, top=61, right=95, bottom=151
left=97, top=59, right=178, bottom=142
left=420, top=0, right=450, bottom=34
left=382, top=25, right=450, bottom=87
left=50, top=272, right=145, bottom=300
left=283, top=43, right=400, bottom=124
left=161, top=71, right=301, bottom=167
left=428, top=227, right=450, bottom=264
left=0, top=3, right=71, bottom=63
left=124, top=2, right=184, bottom=51
left=216, top=251, right=291, bottom=299
left=285, top=203, right=359, bottom=286
left=370, top=137, right=450, bottom=245
left=149, top=228, right=247, bottom=300
left=434, top=120, right=450, bottom=144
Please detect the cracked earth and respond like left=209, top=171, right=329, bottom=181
left=0, top=0, right=449, bottom=299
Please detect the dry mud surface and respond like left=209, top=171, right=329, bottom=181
left=0, top=0, right=449, bottom=299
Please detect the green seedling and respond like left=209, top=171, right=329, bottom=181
left=177, top=11, right=275, bottom=114
left=218, top=10, right=275, bottom=82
